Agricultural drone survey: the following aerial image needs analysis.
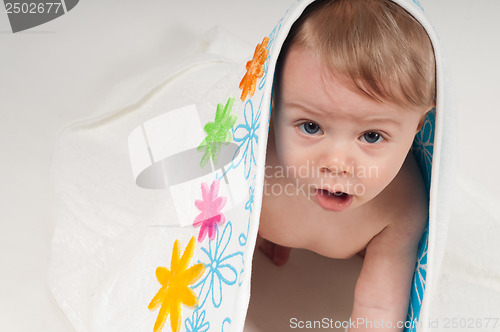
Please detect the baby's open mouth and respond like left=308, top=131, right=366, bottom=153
left=315, top=189, right=353, bottom=212
left=324, top=190, right=348, bottom=198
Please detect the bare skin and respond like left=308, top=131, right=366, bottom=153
left=258, top=45, right=429, bottom=331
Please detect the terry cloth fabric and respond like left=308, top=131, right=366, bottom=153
left=48, top=1, right=455, bottom=331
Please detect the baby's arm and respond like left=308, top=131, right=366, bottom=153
left=349, top=220, right=423, bottom=331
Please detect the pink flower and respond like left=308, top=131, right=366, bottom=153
left=193, top=179, right=227, bottom=242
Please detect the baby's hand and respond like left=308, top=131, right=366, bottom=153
left=256, top=234, right=292, bottom=266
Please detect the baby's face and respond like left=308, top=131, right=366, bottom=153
left=273, top=46, right=428, bottom=212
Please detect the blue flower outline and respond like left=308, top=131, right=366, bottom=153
left=184, top=309, right=210, bottom=332
left=222, top=318, right=232, bottom=332
left=404, top=226, right=428, bottom=332
left=231, top=98, right=261, bottom=179
left=239, top=175, right=256, bottom=247
left=258, top=17, right=282, bottom=91
left=193, top=221, right=244, bottom=309
left=412, top=109, right=435, bottom=192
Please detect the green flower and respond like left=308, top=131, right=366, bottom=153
left=198, top=97, right=237, bottom=167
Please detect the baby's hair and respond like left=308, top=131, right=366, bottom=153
left=276, top=0, right=436, bottom=109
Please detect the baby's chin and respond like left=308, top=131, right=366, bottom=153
left=258, top=227, right=303, bottom=250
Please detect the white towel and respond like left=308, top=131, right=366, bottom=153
left=47, top=1, right=466, bottom=331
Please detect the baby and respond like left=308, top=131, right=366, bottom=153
left=258, top=0, right=435, bottom=330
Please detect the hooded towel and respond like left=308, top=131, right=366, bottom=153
left=48, top=0, right=454, bottom=331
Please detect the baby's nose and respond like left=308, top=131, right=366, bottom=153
left=319, top=145, right=354, bottom=175
left=319, top=158, right=351, bottom=175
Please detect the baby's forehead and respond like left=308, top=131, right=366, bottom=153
left=280, top=46, right=426, bottom=113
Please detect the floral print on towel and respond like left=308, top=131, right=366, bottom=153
left=193, top=221, right=243, bottom=309
left=148, top=237, right=206, bottom=332
left=231, top=98, right=261, bottom=179
left=239, top=37, right=269, bottom=101
left=193, top=179, right=227, bottom=243
left=198, top=97, right=238, bottom=168
left=185, top=309, right=210, bottom=332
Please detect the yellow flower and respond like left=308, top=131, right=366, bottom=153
left=148, top=237, right=206, bottom=332
left=239, top=37, right=270, bottom=101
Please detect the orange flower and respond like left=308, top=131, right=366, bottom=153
left=239, top=37, right=270, bottom=101
left=148, top=237, right=206, bottom=332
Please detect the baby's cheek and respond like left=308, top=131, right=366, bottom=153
left=273, top=137, right=288, bottom=164
left=366, top=167, right=398, bottom=195
left=351, top=164, right=379, bottom=195
left=276, top=145, right=298, bottom=169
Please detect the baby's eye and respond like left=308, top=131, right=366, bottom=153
left=298, top=122, right=323, bottom=135
left=360, top=131, right=385, bottom=144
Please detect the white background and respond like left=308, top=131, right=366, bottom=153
left=1, top=0, right=499, bottom=331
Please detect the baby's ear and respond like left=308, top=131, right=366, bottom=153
left=416, top=117, right=425, bottom=132
left=416, top=108, right=432, bottom=132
